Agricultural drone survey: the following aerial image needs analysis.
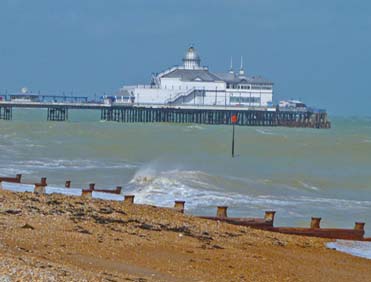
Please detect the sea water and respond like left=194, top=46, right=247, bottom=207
left=1, top=109, right=370, bottom=240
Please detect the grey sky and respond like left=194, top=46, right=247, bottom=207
left=0, top=0, right=370, bottom=115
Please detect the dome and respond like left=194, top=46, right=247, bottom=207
left=183, top=46, right=201, bottom=69
left=184, top=46, right=200, bottom=61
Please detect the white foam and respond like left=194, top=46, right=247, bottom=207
left=0, top=167, right=33, bottom=175
left=1, top=182, right=34, bottom=193
left=12, top=159, right=138, bottom=170
left=128, top=166, right=371, bottom=216
left=327, top=240, right=371, bottom=260
left=298, top=181, right=320, bottom=191
left=92, top=191, right=124, bottom=201
left=46, top=186, right=82, bottom=196
left=256, top=129, right=275, bottom=135
left=185, top=125, right=204, bottom=130
left=128, top=167, right=294, bottom=209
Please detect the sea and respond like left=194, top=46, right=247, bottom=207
left=1, top=109, right=371, bottom=243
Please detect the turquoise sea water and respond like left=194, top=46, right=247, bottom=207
left=1, top=109, right=371, bottom=234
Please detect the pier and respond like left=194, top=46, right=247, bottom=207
left=101, top=105, right=330, bottom=128
left=0, top=100, right=331, bottom=128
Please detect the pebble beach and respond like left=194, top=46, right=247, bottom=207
left=0, top=189, right=370, bottom=282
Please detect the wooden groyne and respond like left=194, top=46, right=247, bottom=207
left=3, top=174, right=365, bottom=241
left=0, top=101, right=331, bottom=128
left=199, top=206, right=366, bottom=240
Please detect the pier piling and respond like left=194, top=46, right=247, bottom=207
left=0, top=106, right=12, bottom=120
left=99, top=106, right=331, bottom=128
left=47, top=107, right=68, bottom=121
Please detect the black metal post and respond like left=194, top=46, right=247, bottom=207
left=232, top=123, right=235, bottom=158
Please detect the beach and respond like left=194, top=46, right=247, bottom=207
left=1, top=112, right=370, bottom=234
left=0, top=189, right=370, bottom=282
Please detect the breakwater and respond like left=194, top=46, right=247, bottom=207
left=1, top=174, right=367, bottom=241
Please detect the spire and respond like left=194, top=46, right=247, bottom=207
left=239, top=56, right=245, bottom=76
left=229, top=57, right=234, bottom=74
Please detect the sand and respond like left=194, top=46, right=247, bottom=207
left=0, top=189, right=370, bottom=282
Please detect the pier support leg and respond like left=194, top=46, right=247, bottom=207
left=0, top=106, right=12, bottom=120
left=47, top=107, right=68, bottom=121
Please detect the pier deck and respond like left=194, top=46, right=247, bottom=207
left=0, top=101, right=331, bottom=128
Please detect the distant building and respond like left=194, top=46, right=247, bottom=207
left=116, top=46, right=273, bottom=107
left=9, top=88, right=40, bottom=103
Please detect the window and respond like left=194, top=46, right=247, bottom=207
left=251, top=84, right=272, bottom=90
left=230, top=96, right=261, bottom=104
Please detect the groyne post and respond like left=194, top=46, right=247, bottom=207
left=174, top=201, right=185, bottom=213
left=115, top=186, right=122, bottom=194
left=82, top=183, right=94, bottom=198
left=124, top=195, right=135, bottom=204
left=310, top=217, right=321, bottom=229
left=354, top=222, right=365, bottom=231
left=264, top=211, right=276, bottom=224
left=16, top=174, right=22, bottom=183
left=217, top=206, right=228, bottom=218
left=34, top=177, right=47, bottom=194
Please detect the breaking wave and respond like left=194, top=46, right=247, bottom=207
left=127, top=164, right=371, bottom=217
left=327, top=240, right=371, bottom=260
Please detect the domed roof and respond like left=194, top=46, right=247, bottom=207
left=183, top=46, right=201, bottom=69
left=183, top=46, right=200, bottom=61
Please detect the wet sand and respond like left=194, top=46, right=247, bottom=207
left=0, top=189, right=370, bottom=282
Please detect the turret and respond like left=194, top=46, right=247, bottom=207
left=183, top=46, right=201, bottom=70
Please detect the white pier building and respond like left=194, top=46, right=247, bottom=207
left=115, top=47, right=273, bottom=107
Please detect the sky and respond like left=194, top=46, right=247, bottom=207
left=0, top=0, right=370, bottom=115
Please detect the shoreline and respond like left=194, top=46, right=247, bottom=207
left=0, top=189, right=370, bottom=281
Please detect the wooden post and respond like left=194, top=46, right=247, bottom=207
left=82, top=188, right=93, bottom=198
left=124, top=195, right=135, bottom=204
left=40, top=177, right=47, bottom=186
left=310, top=217, right=321, bottom=229
left=115, top=186, right=122, bottom=194
left=174, top=201, right=185, bottom=213
left=217, top=206, right=228, bottom=218
left=264, top=211, right=276, bottom=223
left=354, top=222, right=365, bottom=231
left=34, top=177, right=47, bottom=194
left=16, top=174, right=22, bottom=183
